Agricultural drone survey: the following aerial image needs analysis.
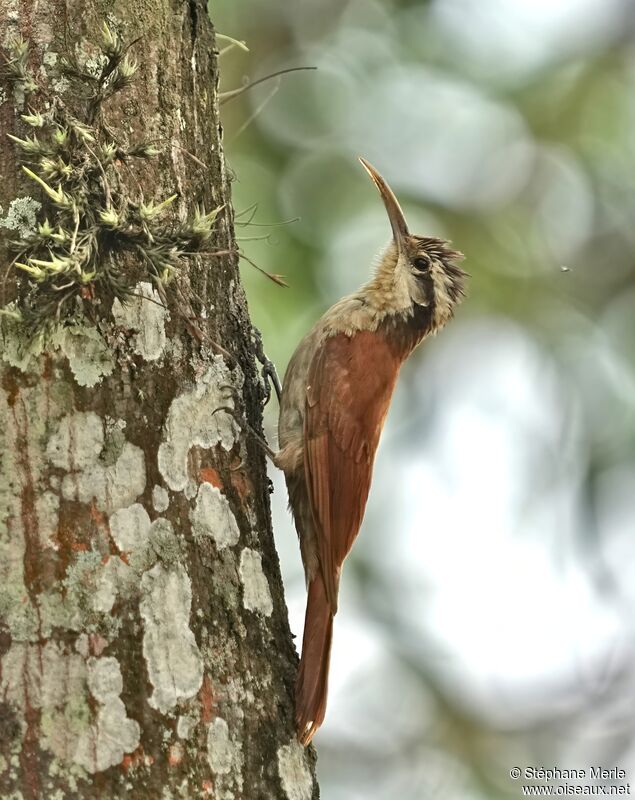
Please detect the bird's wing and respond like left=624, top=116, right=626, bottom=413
left=304, top=330, right=401, bottom=612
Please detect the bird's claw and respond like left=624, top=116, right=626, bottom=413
left=251, top=326, right=281, bottom=406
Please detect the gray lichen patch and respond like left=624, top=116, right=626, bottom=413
left=34, top=550, right=132, bottom=640
left=176, top=713, right=197, bottom=740
left=207, top=717, right=244, bottom=798
left=56, top=325, right=115, bottom=387
left=0, top=316, right=114, bottom=387
left=35, top=491, right=60, bottom=549
left=29, top=504, right=148, bottom=641
left=239, top=548, right=273, bottom=617
left=157, top=357, right=240, bottom=492
left=40, top=550, right=118, bottom=635
left=190, top=483, right=240, bottom=549
left=0, top=312, right=51, bottom=373
left=2, top=641, right=90, bottom=762
left=45, top=409, right=146, bottom=514
left=92, top=556, right=132, bottom=614
left=152, top=484, right=170, bottom=513
left=117, top=515, right=183, bottom=577
left=112, top=281, right=168, bottom=361
left=0, top=378, right=64, bottom=641
left=1, top=397, right=136, bottom=759
left=0, top=640, right=138, bottom=779
left=87, top=655, right=123, bottom=702
left=109, top=503, right=151, bottom=553
left=139, top=563, right=203, bottom=714
left=61, top=441, right=146, bottom=514
left=206, top=718, right=232, bottom=774
left=277, top=740, right=314, bottom=800
left=148, top=517, right=185, bottom=565
left=46, top=410, right=104, bottom=471
left=0, top=196, right=42, bottom=236
left=74, top=656, right=141, bottom=773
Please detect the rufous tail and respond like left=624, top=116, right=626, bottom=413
left=296, top=574, right=334, bottom=746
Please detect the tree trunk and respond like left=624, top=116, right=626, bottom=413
left=0, top=2, right=317, bottom=798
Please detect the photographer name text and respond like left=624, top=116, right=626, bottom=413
left=523, top=768, right=626, bottom=782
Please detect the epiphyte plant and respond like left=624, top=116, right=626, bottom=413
left=0, top=23, right=221, bottom=333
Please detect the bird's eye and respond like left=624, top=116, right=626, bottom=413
left=413, top=257, right=429, bottom=272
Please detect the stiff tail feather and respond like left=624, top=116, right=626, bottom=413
left=296, top=574, right=334, bottom=746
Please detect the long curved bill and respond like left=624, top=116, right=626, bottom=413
left=358, top=157, right=409, bottom=254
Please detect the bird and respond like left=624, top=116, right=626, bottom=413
left=275, top=157, right=467, bottom=745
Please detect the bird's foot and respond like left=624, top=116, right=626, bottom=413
left=215, top=401, right=278, bottom=464
left=251, top=326, right=281, bottom=406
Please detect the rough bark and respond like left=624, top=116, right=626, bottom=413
left=0, top=2, right=318, bottom=798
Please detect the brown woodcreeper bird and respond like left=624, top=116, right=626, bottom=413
left=275, top=158, right=467, bottom=745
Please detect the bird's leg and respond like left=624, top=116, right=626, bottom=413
left=242, top=418, right=278, bottom=463
left=251, top=326, right=282, bottom=406
left=214, top=401, right=278, bottom=464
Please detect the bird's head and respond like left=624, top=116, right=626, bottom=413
left=359, top=157, right=467, bottom=321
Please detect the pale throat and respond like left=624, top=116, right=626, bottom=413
left=364, top=249, right=413, bottom=314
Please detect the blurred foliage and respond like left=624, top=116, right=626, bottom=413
left=211, top=1, right=635, bottom=798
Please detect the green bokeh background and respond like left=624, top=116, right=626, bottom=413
left=211, top=1, right=635, bottom=797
